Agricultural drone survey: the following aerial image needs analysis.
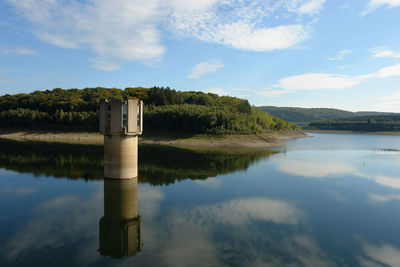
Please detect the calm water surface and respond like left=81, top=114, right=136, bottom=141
left=0, top=132, right=400, bottom=266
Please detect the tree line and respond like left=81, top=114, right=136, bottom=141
left=0, top=87, right=298, bottom=134
left=308, top=115, right=400, bottom=131
left=258, top=106, right=399, bottom=127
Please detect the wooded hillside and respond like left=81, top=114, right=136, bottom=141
left=258, top=106, right=398, bottom=126
left=0, top=87, right=297, bottom=134
left=308, top=115, right=400, bottom=131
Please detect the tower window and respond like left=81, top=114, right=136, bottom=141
left=122, top=103, right=127, bottom=127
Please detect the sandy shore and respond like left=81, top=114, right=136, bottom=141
left=0, top=129, right=306, bottom=148
left=140, top=130, right=307, bottom=148
left=0, top=130, right=104, bottom=145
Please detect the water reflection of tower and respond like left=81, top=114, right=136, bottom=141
left=99, top=179, right=142, bottom=258
left=98, top=99, right=143, bottom=258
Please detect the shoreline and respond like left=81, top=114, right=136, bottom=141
left=0, top=129, right=307, bottom=148
left=305, top=129, right=400, bottom=135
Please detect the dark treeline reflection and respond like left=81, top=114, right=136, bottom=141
left=139, top=145, right=275, bottom=185
left=0, top=139, right=103, bottom=179
left=0, top=139, right=275, bottom=184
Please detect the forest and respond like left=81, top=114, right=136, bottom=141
left=259, top=106, right=398, bottom=126
left=0, top=87, right=297, bottom=134
left=308, top=115, right=400, bottom=131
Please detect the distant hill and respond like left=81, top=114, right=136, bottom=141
left=258, top=106, right=398, bottom=126
left=308, top=115, right=400, bottom=132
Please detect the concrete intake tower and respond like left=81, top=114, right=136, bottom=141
left=99, top=99, right=143, bottom=179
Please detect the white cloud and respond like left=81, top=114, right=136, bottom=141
left=375, top=50, right=400, bottom=58
left=285, top=0, right=327, bottom=15
left=259, top=63, right=400, bottom=97
left=172, top=21, right=308, bottom=52
left=0, top=47, right=37, bottom=55
left=297, top=0, right=327, bottom=14
left=370, top=47, right=400, bottom=58
left=371, top=102, right=400, bottom=112
left=376, top=64, right=400, bottom=78
left=168, top=0, right=219, bottom=12
left=188, top=59, right=224, bottom=79
left=212, top=24, right=307, bottom=52
left=368, top=0, right=400, bottom=9
left=381, top=91, right=400, bottom=101
left=8, top=0, right=322, bottom=70
left=325, top=49, right=352, bottom=61
left=90, top=59, right=120, bottom=71
left=277, top=73, right=363, bottom=91
left=168, top=1, right=313, bottom=52
left=7, top=0, right=166, bottom=70
left=371, top=91, right=400, bottom=112
left=362, top=0, right=400, bottom=15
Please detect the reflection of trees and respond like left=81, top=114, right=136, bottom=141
left=0, top=140, right=275, bottom=184
left=139, top=145, right=276, bottom=185
left=0, top=139, right=103, bottom=180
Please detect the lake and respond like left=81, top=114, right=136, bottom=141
left=0, top=132, right=400, bottom=266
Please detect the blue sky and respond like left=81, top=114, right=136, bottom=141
left=1, top=0, right=400, bottom=112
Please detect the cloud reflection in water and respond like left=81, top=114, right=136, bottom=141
left=359, top=241, right=400, bottom=267
left=276, top=156, right=400, bottom=191
left=3, top=184, right=103, bottom=265
left=154, top=197, right=339, bottom=266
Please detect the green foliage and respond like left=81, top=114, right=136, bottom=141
left=0, top=108, right=98, bottom=130
left=144, top=104, right=297, bottom=134
left=259, top=106, right=399, bottom=126
left=0, top=87, right=297, bottom=133
left=308, top=115, right=400, bottom=131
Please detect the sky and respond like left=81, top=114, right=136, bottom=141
left=0, top=0, right=400, bottom=112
